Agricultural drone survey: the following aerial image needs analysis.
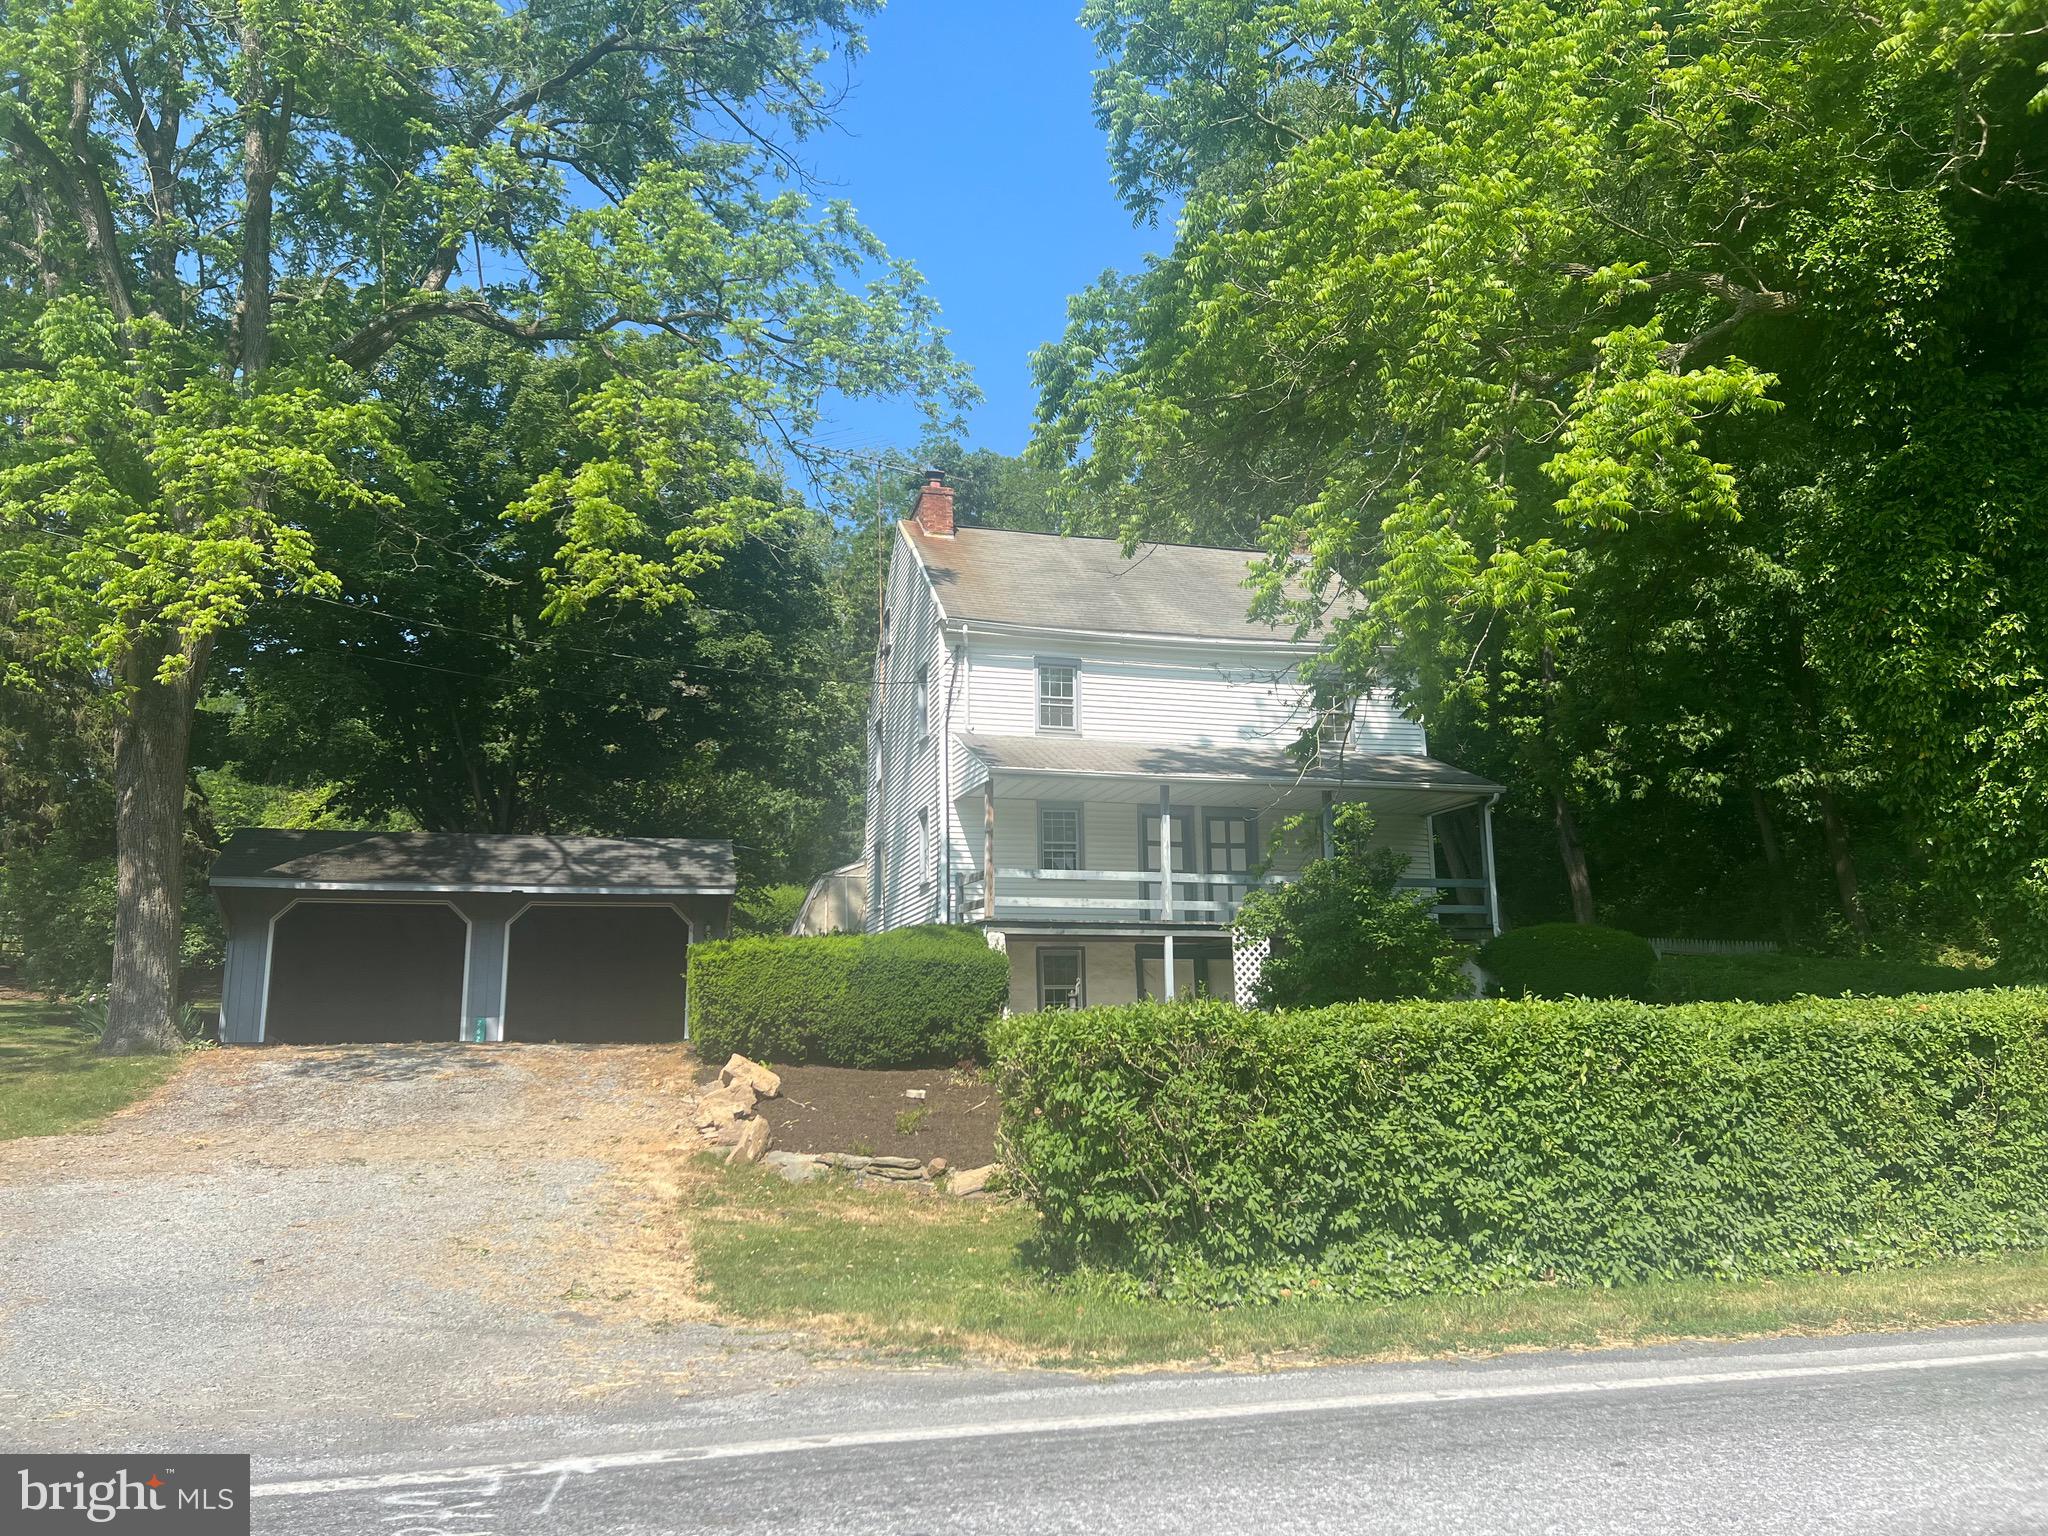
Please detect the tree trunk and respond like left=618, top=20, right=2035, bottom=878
left=102, top=663, right=199, bottom=1055
left=1749, top=785, right=1797, bottom=940
left=1816, top=785, right=1870, bottom=938
left=1552, top=788, right=1596, bottom=924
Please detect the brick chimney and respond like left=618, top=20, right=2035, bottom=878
left=911, top=469, right=955, bottom=537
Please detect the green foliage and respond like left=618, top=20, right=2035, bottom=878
left=689, top=926, right=1008, bottom=1068
left=2, top=835, right=118, bottom=996
left=1233, top=804, right=1468, bottom=1006
left=1038, top=0, right=2048, bottom=962
left=1648, top=952, right=1997, bottom=1005
left=1479, top=924, right=1657, bottom=1001
left=0, top=831, right=220, bottom=997
left=70, top=996, right=109, bottom=1042
left=0, top=0, right=969, bottom=1048
left=732, top=884, right=809, bottom=939
left=211, top=333, right=872, bottom=876
left=895, top=1107, right=931, bottom=1138
left=991, top=990, right=2048, bottom=1302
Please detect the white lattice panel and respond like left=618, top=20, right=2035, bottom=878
left=1231, top=934, right=1269, bottom=1006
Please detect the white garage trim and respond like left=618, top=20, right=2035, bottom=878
left=258, top=897, right=473, bottom=1045
left=497, top=899, right=695, bottom=1043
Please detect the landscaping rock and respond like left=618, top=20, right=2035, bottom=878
left=948, top=1163, right=1000, bottom=1198
left=760, top=1151, right=825, bottom=1184
left=692, top=1081, right=757, bottom=1128
left=926, top=1157, right=948, bottom=1176
left=816, top=1153, right=873, bottom=1171
left=724, top=1115, right=771, bottom=1166
left=720, top=1054, right=782, bottom=1100
left=867, top=1155, right=923, bottom=1170
left=903, top=1088, right=927, bottom=1101
left=865, top=1164, right=926, bottom=1181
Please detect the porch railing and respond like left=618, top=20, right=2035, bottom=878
left=963, top=869, right=1491, bottom=926
left=1393, top=876, right=1492, bottom=919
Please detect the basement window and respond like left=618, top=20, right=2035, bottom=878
left=1037, top=947, right=1084, bottom=1010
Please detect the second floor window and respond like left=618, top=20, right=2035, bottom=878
left=1037, top=661, right=1077, bottom=732
left=1317, top=699, right=1355, bottom=753
left=1039, top=805, right=1081, bottom=871
left=1206, top=814, right=1253, bottom=875
left=916, top=665, right=930, bottom=737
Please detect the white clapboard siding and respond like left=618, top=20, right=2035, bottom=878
left=864, top=525, right=1445, bottom=935
left=965, top=640, right=1424, bottom=754
left=867, top=537, right=954, bottom=930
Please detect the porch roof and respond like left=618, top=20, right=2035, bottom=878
left=956, top=733, right=1500, bottom=795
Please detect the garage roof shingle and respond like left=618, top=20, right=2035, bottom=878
left=210, top=830, right=736, bottom=894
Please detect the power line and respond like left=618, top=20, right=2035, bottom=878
left=296, top=594, right=947, bottom=686
left=7, top=515, right=930, bottom=686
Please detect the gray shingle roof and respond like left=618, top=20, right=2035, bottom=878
left=210, top=830, right=736, bottom=894
left=956, top=734, right=1500, bottom=793
left=903, top=522, right=1338, bottom=643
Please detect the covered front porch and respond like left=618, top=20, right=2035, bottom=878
left=949, top=734, right=1503, bottom=1006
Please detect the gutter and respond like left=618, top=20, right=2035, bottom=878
left=209, top=878, right=738, bottom=896
left=940, top=616, right=1320, bottom=654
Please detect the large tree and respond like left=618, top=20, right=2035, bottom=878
left=218, top=329, right=870, bottom=878
left=0, top=0, right=967, bottom=1050
left=1037, top=0, right=2048, bottom=955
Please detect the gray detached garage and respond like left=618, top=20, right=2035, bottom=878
left=210, top=831, right=734, bottom=1045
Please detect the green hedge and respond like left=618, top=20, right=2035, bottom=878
left=1479, top=923, right=1656, bottom=999
left=990, top=990, right=2048, bottom=1302
left=1647, top=952, right=1996, bottom=1004
left=689, top=924, right=1009, bottom=1068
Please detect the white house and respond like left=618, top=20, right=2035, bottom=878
left=839, top=472, right=1502, bottom=1012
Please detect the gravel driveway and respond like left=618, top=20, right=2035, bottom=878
left=0, top=1044, right=808, bottom=1451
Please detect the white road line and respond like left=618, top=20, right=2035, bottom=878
left=253, top=1343, right=2048, bottom=1500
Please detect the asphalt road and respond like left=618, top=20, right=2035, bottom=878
left=248, top=1324, right=2048, bottom=1535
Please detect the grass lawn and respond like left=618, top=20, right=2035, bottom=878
left=0, top=997, right=186, bottom=1141
left=687, top=1159, right=2048, bottom=1370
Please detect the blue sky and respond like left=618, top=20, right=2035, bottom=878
left=798, top=1, right=1165, bottom=462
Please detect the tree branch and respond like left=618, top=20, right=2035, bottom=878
left=1564, top=264, right=1798, bottom=367
left=1, top=79, right=136, bottom=320
left=414, top=28, right=643, bottom=296
left=333, top=295, right=631, bottom=368
left=231, top=24, right=290, bottom=376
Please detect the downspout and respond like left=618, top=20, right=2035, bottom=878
left=1481, top=792, right=1503, bottom=937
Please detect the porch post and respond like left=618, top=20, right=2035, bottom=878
left=1159, top=782, right=1176, bottom=1000
left=1481, top=794, right=1503, bottom=936
left=982, top=778, right=996, bottom=921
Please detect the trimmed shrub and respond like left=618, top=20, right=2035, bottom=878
left=689, top=925, right=1008, bottom=1068
left=1479, top=923, right=1655, bottom=999
left=731, top=883, right=808, bottom=938
left=1648, top=951, right=1995, bottom=1004
left=990, top=990, right=2048, bottom=1302
left=1234, top=802, right=1471, bottom=1006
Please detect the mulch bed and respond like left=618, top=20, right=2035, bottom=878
left=757, top=1064, right=1001, bottom=1170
